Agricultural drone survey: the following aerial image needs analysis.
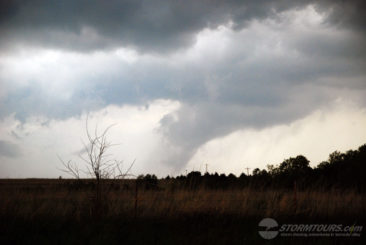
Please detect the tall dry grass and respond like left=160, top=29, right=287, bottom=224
left=1, top=180, right=365, bottom=221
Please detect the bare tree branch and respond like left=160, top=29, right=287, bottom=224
left=57, top=155, right=80, bottom=179
left=58, top=115, right=135, bottom=180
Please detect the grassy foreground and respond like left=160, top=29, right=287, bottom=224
left=1, top=179, right=365, bottom=244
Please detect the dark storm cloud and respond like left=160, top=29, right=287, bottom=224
left=2, top=0, right=364, bottom=53
left=0, top=0, right=365, bottom=171
left=316, top=0, right=366, bottom=31
left=0, top=140, right=21, bottom=158
left=157, top=85, right=337, bottom=168
left=0, top=0, right=272, bottom=52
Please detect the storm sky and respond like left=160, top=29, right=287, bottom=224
left=0, top=0, right=366, bottom=177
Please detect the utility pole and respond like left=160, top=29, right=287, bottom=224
left=205, top=163, right=208, bottom=174
left=245, top=167, right=251, bottom=176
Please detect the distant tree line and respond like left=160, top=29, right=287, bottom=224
left=136, top=143, right=366, bottom=191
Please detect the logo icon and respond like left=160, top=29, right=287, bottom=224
left=258, top=218, right=279, bottom=239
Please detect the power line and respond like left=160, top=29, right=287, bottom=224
left=245, top=167, right=251, bottom=176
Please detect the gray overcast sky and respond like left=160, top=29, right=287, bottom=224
left=0, top=0, right=365, bottom=177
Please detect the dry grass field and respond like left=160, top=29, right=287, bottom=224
left=1, top=180, right=365, bottom=219
left=1, top=179, right=365, bottom=244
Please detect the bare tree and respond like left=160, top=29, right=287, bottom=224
left=58, top=115, right=135, bottom=217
